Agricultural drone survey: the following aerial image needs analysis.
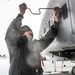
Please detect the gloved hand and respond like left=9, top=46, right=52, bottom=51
left=17, top=36, right=28, bottom=48
left=19, top=3, right=27, bottom=16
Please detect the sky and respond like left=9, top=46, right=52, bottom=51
left=0, top=0, right=49, bottom=55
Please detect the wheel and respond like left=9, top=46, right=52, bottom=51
left=71, top=66, right=75, bottom=75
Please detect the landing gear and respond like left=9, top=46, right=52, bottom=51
left=71, top=66, right=75, bottom=75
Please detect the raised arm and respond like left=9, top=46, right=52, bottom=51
left=31, top=7, right=60, bottom=53
left=5, top=3, right=27, bottom=42
left=40, top=7, right=60, bottom=41
left=5, top=3, right=27, bottom=63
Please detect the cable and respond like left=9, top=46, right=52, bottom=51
left=27, top=7, right=54, bottom=15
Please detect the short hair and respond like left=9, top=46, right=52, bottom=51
left=21, top=25, right=33, bottom=37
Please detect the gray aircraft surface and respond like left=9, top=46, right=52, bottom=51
left=38, top=0, right=75, bottom=74
left=39, top=0, right=75, bottom=61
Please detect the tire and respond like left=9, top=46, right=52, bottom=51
left=71, top=66, right=75, bottom=75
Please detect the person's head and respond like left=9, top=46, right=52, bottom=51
left=21, top=25, right=33, bottom=41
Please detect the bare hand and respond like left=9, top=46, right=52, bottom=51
left=54, top=7, right=61, bottom=22
left=19, top=3, right=27, bottom=16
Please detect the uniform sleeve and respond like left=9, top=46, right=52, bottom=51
left=32, top=21, right=59, bottom=53
left=40, top=21, right=59, bottom=41
left=5, top=14, right=23, bottom=58
left=5, top=14, right=23, bottom=41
